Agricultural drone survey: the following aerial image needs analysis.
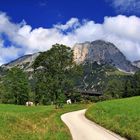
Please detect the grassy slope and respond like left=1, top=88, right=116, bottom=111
left=0, top=104, right=87, bottom=140
left=86, top=96, right=140, bottom=140
left=106, top=70, right=132, bottom=76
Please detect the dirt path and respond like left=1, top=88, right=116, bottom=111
left=61, top=109, right=126, bottom=140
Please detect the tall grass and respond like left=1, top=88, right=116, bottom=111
left=0, top=104, right=87, bottom=140
left=86, top=96, right=140, bottom=140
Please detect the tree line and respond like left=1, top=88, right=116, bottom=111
left=100, top=72, right=140, bottom=101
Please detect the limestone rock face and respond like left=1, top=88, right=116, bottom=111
left=73, top=40, right=138, bottom=72
left=73, top=42, right=90, bottom=63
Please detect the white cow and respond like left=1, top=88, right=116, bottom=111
left=67, top=99, right=72, bottom=104
left=26, top=101, right=34, bottom=106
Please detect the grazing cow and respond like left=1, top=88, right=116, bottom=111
left=26, top=101, right=34, bottom=106
left=67, top=99, right=72, bottom=104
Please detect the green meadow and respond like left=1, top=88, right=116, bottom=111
left=0, top=104, right=87, bottom=140
left=1, top=97, right=140, bottom=140
left=86, top=96, right=140, bottom=140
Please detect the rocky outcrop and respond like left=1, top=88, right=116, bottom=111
left=73, top=40, right=138, bottom=72
left=73, top=42, right=90, bottom=64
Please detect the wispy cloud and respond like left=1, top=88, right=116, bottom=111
left=1, top=12, right=140, bottom=65
left=107, top=0, right=140, bottom=14
left=39, top=0, right=47, bottom=7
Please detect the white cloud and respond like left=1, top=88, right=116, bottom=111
left=107, top=0, right=140, bottom=14
left=0, top=12, right=24, bottom=38
left=0, top=12, right=140, bottom=65
left=54, top=18, right=80, bottom=30
left=103, top=15, right=140, bottom=41
left=0, top=39, right=20, bottom=65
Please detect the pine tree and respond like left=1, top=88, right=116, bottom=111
left=134, top=71, right=140, bottom=96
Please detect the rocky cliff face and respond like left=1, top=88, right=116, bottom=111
left=73, top=42, right=90, bottom=63
left=73, top=40, right=138, bottom=72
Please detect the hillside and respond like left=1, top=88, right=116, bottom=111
left=86, top=96, right=140, bottom=140
left=0, top=40, right=137, bottom=99
left=1, top=53, right=40, bottom=72
left=76, top=62, right=131, bottom=93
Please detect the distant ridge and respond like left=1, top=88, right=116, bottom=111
left=1, top=53, right=40, bottom=72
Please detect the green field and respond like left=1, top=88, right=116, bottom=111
left=86, top=96, right=140, bottom=140
left=0, top=104, right=87, bottom=140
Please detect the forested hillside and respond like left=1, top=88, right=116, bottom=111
left=0, top=43, right=140, bottom=105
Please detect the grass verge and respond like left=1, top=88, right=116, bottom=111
left=0, top=104, right=88, bottom=140
left=86, top=96, right=140, bottom=140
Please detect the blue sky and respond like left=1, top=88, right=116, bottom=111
left=0, top=0, right=116, bottom=28
left=0, top=0, right=140, bottom=65
left=1, top=0, right=140, bottom=28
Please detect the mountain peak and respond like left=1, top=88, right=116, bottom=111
left=73, top=40, right=138, bottom=72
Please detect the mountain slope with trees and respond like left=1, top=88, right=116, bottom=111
left=0, top=41, right=140, bottom=105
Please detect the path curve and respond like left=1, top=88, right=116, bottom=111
left=61, top=109, right=126, bottom=140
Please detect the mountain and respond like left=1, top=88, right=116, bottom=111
left=1, top=40, right=139, bottom=73
left=73, top=40, right=138, bottom=73
left=0, top=40, right=139, bottom=98
left=132, top=60, right=140, bottom=68
left=1, top=53, right=40, bottom=72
